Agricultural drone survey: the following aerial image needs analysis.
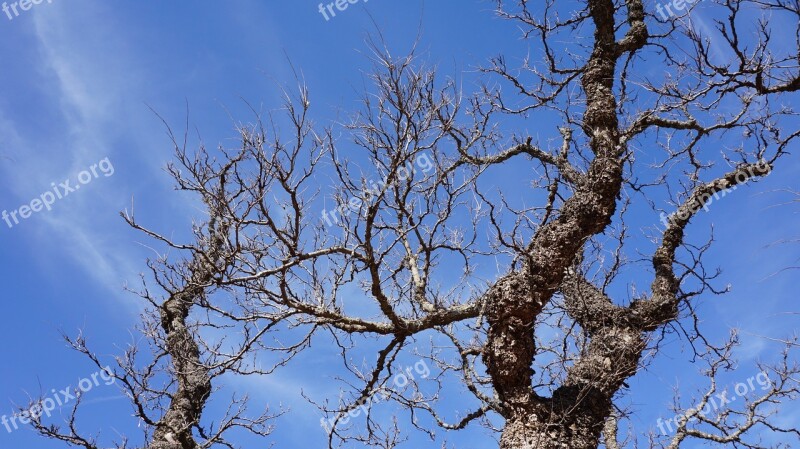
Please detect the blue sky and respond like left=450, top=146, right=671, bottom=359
left=0, top=1, right=798, bottom=448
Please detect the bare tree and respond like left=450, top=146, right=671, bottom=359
left=26, top=1, right=800, bottom=448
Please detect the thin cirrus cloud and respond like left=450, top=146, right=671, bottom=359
left=0, top=3, right=161, bottom=304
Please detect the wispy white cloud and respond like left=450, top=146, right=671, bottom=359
left=0, top=3, right=171, bottom=309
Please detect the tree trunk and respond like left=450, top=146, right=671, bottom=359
left=500, top=418, right=600, bottom=449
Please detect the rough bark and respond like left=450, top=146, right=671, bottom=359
left=149, top=284, right=212, bottom=449
left=147, top=209, right=227, bottom=448
left=486, top=1, right=646, bottom=447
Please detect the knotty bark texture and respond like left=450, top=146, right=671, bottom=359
left=147, top=206, right=226, bottom=449
left=487, top=1, right=643, bottom=447
left=149, top=284, right=212, bottom=449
